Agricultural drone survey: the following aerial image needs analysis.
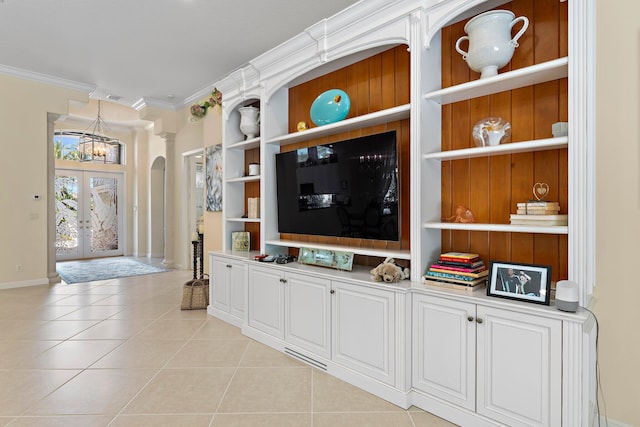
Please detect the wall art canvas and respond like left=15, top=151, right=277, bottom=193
left=206, top=144, right=222, bottom=211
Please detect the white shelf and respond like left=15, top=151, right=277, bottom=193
left=226, top=175, right=261, bottom=183
left=424, top=57, right=568, bottom=105
left=227, top=137, right=260, bottom=150
left=227, top=217, right=261, bottom=223
left=265, top=104, right=411, bottom=146
left=423, top=137, right=568, bottom=161
left=423, top=222, right=568, bottom=235
left=265, top=239, right=411, bottom=260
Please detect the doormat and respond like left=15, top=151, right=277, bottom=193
left=57, top=257, right=168, bottom=284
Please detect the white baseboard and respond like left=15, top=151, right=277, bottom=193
left=0, top=277, right=49, bottom=290
left=602, top=417, right=633, bottom=427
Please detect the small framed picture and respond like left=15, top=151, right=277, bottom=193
left=231, top=231, right=250, bottom=251
left=487, top=261, right=551, bottom=305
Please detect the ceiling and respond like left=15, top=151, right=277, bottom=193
left=0, top=0, right=360, bottom=111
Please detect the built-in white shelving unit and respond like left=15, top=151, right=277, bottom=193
left=423, top=136, right=568, bottom=160
left=265, top=104, right=410, bottom=146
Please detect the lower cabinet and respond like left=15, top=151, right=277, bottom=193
left=209, top=254, right=246, bottom=325
left=248, top=264, right=331, bottom=359
left=332, top=280, right=396, bottom=386
left=412, top=293, right=562, bottom=427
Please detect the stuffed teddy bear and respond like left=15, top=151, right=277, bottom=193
left=370, top=257, right=410, bottom=283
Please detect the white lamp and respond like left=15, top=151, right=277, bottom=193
left=555, top=280, right=579, bottom=312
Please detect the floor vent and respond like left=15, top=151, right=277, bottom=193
left=284, top=347, right=327, bottom=370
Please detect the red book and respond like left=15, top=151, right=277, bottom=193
left=438, top=256, right=482, bottom=265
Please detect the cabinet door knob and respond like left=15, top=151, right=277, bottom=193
left=330, top=289, right=335, bottom=294
left=476, top=318, right=483, bottom=324
left=467, top=316, right=474, bottom=322
left=279, top=278, right=286, bottom=283
left=226, top=264, right=232, bottom=268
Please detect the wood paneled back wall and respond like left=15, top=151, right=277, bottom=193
left=284, top=45, right=410, bottom=265
left=441, top=0, right=569, bottom=283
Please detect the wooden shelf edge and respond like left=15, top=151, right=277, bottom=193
left=423, top=137, right=568, bottom=160
left=265, top=239, right=411, bottom=260
left=424, top=57, right=568, bottom=105
left=265, top=104, right=411, bottom=146
left=423, top=222, right=568, bottom=235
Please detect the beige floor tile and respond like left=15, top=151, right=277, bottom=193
left=211, top=413, right=312, bottom=427
left=312, top=370, right=402, bottom=413
left=0, top=341, right=61, bottom=369
left=70, top=318, right=154, bottom=340
left=50, top=294, right=113, bottom=306
left=24, top=369, right=157, bottom=416
left=409, top=410, right=459, bottom=426
left=219, top=367, right=311, bottom=413
left=167, top=339, right=248, bottom=368
left=7, top=305, right=82, bottom=321
left=108, top=304, right=176, bottom=319
left=191, top=318, right=247, bottom=340
left=314, top=412, right=414, bottom=427
left=160, top=306, right=210, bottom=320
left=0, top=418, right=12, bottom=426
left=123, top=368, right=235, bottom=414
left=22, top=340, right=123, bottom=369
left=240, top=341, right=305, bottom=367
left=0, top=370, right=80, bottom=416
left=109, top=414, right=212, bottom=427
left=4, top=415, right=113, bottom=426
left=0, top=320, right=47, bottom=340
left=135, top=319, right=206, bottom=340
left=56, top=305, right=126, bottom=320
left=90, top=339, right=186, bottom=369
left=22, top=320, right=100, bottom=340
left=89, top=294, right=149, bottom=306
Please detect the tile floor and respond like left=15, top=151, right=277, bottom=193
left=0, top=265, right=457, bottom=426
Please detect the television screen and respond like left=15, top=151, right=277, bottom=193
left=275, top=130, right=399, bottom=241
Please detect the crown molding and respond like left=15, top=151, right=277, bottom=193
left=0, top=64, right=95, bottom=93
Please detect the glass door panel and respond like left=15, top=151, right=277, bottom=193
left=55, top=170, right=123, bottom=260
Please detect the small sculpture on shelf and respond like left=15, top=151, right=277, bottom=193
left=472, top=117, right=511, bottom=147
left=443, top=205, right=476, bottom=223
left=239, top=106, right=260, bottom=139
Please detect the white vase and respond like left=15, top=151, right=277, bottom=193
left=455, top=10, right=529, bottom=79
left=239, top=106, right=260, bottom=139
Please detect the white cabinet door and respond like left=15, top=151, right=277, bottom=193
left=476, top=306, right=562, bottom=427
left=210, top=256, right=231, bottom=312
left=248, top=265, right=285, bottom=339
left=284, top=272, right=331, bottom=359
left=331, top=281, right=395, bottom=386
left=229, top=259, right=246, bottom=319
left=412, top=294, right=475, bottom=411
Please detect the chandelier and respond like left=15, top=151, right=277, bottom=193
left=78, top=101, right=120, bottom=163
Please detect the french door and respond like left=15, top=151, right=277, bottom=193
left=55, top=169, right=124, bottom=260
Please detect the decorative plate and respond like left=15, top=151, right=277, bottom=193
left=310, top=89, right=351, bottom=126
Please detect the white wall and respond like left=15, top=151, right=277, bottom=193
left=595, top=1, right=640, bottom=425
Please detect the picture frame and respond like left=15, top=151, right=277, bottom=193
left=206, top=144, right=222, bottom=212
left=487, top=261, right=551, bottom=305
left=231, top=231, right=250, bottom=251
left=298, top=247, right=354, bottom=271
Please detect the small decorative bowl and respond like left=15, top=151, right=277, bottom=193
left=472, top=117, right=511, bottom=147
left=310, top=89, right=350, bottom=126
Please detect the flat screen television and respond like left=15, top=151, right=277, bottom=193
left=275, top=130, right=399, bottom=241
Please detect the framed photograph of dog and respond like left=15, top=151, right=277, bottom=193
left=487, top=261, right=551, bottom=305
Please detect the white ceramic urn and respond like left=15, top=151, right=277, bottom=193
left=455, top=10, right=529, bottom=79
left=239, top=106, right=260, bottom=139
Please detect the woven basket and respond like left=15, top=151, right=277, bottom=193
left=181, top=278, right=209, bottom=310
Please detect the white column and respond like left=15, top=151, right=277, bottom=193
left=47, top=113, right=61, bottom=284
left=162, top=133, right=176, bottom=268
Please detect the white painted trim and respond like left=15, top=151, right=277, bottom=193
left=0, top=278, right=49, bottom=290
left=0, top=64, right=95, bottom=93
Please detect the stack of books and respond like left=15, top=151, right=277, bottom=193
left=510, top=201, right=567, bottom=226
left=423, top=252, right=488, bottom=290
